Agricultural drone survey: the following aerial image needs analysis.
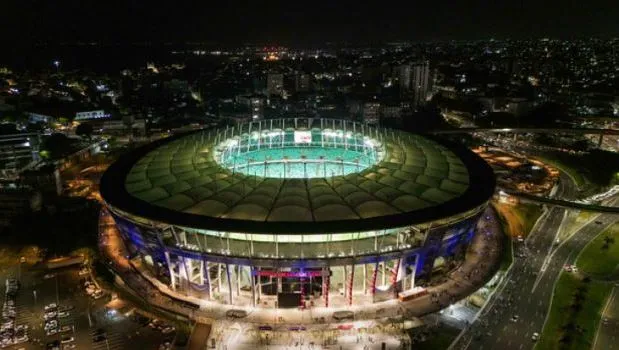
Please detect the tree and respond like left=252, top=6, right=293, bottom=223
left=42, top=133, right=74, bottom=159
left=520, top=102, right=572, bottom=128
left=75, top=123, right=93, bottom=139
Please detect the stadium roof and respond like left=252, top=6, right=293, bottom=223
left=100, top=126, right=495, bottom=234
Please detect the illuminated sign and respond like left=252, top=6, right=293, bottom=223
left=75, top=110, right=110, bottom=121
left=254, top=270, right=323, bottom=278
left=294, top=131, right=312, bottom=143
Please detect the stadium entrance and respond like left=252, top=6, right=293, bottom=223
left=257, top=269, right=325, bottom=308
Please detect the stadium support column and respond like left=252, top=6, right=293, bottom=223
left=250, top=266, right=257, bottom=307
left=236, top=265, right=241, bottom=296
left=391, top=258, right=402, bottom=298
left=381, top=262, right=387, bottom=286
left=217, top=263, right=222, bottom=292
left=225, top=263, right=233, bottom=305
left=204, top=261, right=213, bottom=300
left=370, top=261, right=379, bottom=301
left=277, top=268, right=283, bottom=294
left=363, top=264, right=367, bottom=294
left=410, top=255, right=417, bottom=290
left=164, top=251, right=176, bottom=291
left=322, top=267, right=330, bottom=307
left=346, top=264, right=355, bottom=306
left=256, top=267, right=262, bottom=301
left=343, top=265, right=348, bottom=300
left=198, top=259, right=205, bottom=285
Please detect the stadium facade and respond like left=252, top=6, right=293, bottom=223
left=100, top=118, right=495, bottom=308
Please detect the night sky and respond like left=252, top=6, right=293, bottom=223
left=1, top=0, right=618, bottom=45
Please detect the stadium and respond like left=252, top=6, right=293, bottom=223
left=100, top=118, right=495, bottom=309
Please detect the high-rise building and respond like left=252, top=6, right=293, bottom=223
left=396, top=65, right=411, bottom=91
left=266, top=73, right=284, bottom=97
left=362, top=102, right=381, bottom=125
left=294, top=73, right=311, bottom=93
left=411, top=61, right=430, bottom=107
left=249, top=96, right=265, bottom=120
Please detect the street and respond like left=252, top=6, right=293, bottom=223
left=451, top=167, right=618, bottom=350
left=451, top=179, right=618, bottom=350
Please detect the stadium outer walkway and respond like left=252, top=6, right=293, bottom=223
left=98, top=207, right=504, bottom=326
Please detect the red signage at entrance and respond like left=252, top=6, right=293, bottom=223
left=255, top=271, right=323, bottom=278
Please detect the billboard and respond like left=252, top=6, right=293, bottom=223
left=294, top=131, right=312, bottom=144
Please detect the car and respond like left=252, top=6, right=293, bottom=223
left=92, top=290, right=104, bottom=299
left=14, top=333, right=28, bottom=344
left=161, top=326, right=175, bottom=334
left=46, top=328, right=58, bottom=336
left=43, top=274, right=56, bottom=280
left=78, top=268, right=89, bottom=276
left=58, top=311, right=70, bottom=318
left=92, top=335, right=106, bottom=342
left=59, top=325, right=73, bottom=333
left=63, top=344, right=76, bottom=350
left=531, top=332, right=540, bottom=341
left=93, top=328, right=105, bottom=335
left=45, top=304, right=57, bottom=311
left=46, top=340, right=60, bottom=350
left=45, top=320, right=58, bottom=330
left=595, top=221, right=603, bottom=225
left=60, top=336, right=74, bottom=344
left=511, top=315, right=519, bottom=322
left=45, top=311, right=57, bottom=320
left=58, top=305, right=74, bottom=312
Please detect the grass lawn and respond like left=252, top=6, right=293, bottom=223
left=493, top=203, right=542, bottom=271
left=537, top=273, right=611, bottom=350
left=531, top=155, right=586, bottom=188
left=494, top=202, right=543, bottom=238
left=537, top=224, right=619, bottom=350
left=577, top=223, right=619, bottom=279
left=534, top=150, right=619, bottom=188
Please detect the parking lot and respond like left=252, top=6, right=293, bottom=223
left=1, top=260, right=172, bottom=350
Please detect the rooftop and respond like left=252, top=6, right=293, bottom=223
left=101, top=120, right=495, bottom=233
